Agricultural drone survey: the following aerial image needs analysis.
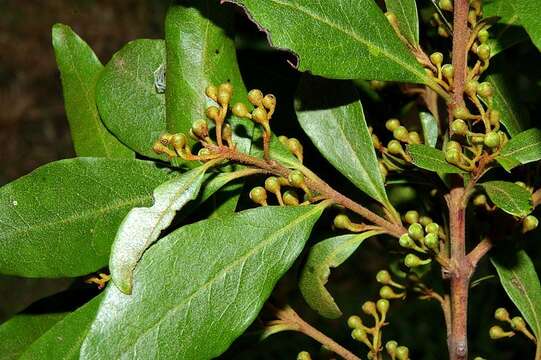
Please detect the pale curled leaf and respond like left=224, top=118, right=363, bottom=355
left=407, top=144, right=464, bottom=173
left=0, top=158, right=173, bottom=277
left=299, top=231, right=382, bottom=319
left=492, top=250, right=541, bottom=340
left=497, top=128, right=541, bottom=171
left=384, top=0, right=419, bottom=45
left=19, top=294, right=103, bottom=360
left=226, top=0, right=428, bottom=83
left=480, top=181, right=532, bottom=217
left=419, top=111, right=439, bottom=148
left=110, top=163, right=214, bottom=294
left=81, top=204, right=326, bottom=360
left=296, top=77, right=389, bottom=204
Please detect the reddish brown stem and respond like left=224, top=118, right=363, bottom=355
left=450, top=0, right=470, bottom=110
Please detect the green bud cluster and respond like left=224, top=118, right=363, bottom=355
left=491, top=307, right=536, bottom=343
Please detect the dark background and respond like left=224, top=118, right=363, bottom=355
left=1, top=1, right=540, bottom=359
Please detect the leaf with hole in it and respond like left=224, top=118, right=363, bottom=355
left=52, top=24, right=133, bottom=158
left=110, top=162, right=216, bottom=294
left=97, top=40, right=167, bottom=160
left=0, top=313, right=66, bottom=360
left=0, top=158, right=173, bottom=277
left=384, top=0, right=419, bottom=45
left=492, top=250, right=541, bottom=344
left=407, top=144, right=464, bottom=173
left=225, top=0, right=429, bottom=84
left=299, top=231, right=382, bottom=319
left=419, top=112, right=439, bottom=148
left=296, top=77, right=388, bottom=205
left=480, top=181, right=532, bottom=217
left=509, top=0, right=541, bottom=51
left=497, top=128, right=541, bottom=171
left=486, top=73, right=528, bottom=137
left=81, top=204, right=326, bottom=360
left=19, top=294, right=103, bottom=360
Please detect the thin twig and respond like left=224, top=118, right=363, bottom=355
left=467, top=237, right=493, bottom=269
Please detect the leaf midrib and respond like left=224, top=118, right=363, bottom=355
left=509, top=269, right=541, bottom=337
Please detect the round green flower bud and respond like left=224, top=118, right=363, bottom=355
left=425, top=222, right=440, bottom=234
left=386, top=340, right=398, bottom=356
left=419, top=216, right=433, bottom=226
left=247, top=89, right=264, bottom=106
left=445, top=149, right=462, bottom=165
left=283, top=190, right=300, bottom=206
left=523, top=215, right=539, bottom=233
left=477, top=44, right=491, bottom=61
left=351, top=328, right=368, bottom=342
left=478, top=28, right=489, bottom=43
left=387, top=140, right=403, bottom=155
left=404, top=254, right=429, bottom=268
left=334, top=214, right=351, bottom=229
left=465, top=80, right=479, bottom=97
left=408, top=223, right=424, bottom=241
left=453, top=106, right=470, bottom=119
left=494, top=307, right=510, bottom=322
left=198, top=148, right=211, bottom=157
left=424, top=233, right=439, bottom=251
left=347, top=315, right=363, bottom=329
left=362, top=301, right=377, bottom=316
left=251, top=106, right=268, bottom=125
left=288, top=170, right=305, bottom=188
left=396, top=346, right=410, bottom=360
left=264, top=177, right=281, bottom=194
left=511, top=316, right=527, bottom=331
left=430, top=52, right=444, bottom=65
left=451, top=119, right=468, bottom=135
left=377, top=299, right=390, bottom=315
left=393, top=126, right=409, bottom=142
left=249, top=187, right=267, bottom=205
left=222, top=124, right=233, bottom=141
left=473, top=194, right=487, bottom=206
left=386, top=118, right=401, bottom=131
left=489, top=110, right=500, bottom=126
left=379, top=285, right=398, bottom=299
left=484, top=131, right=500, bottom=148
left=287, top=138, right=303, bottom=157
left=446, top=140, right=462, bottom=152
left=278, top=135, right=289, bottom=147
left=170, top=133, right=187, bottom=150
left=217, top=84, right=232, bottom=105
left=442, top=64, right=454, bottom=80
left=408, top=131, right=422, bottom=144
left=297, top=351, right=312, bottom=360
left=192, top=119, right=209, bottom=138
left=470, top=134, right=485, bottom=145
left=399, top=234, right=413, bottom=248
left=489, top=325, right=509, bottom=339
left=376, top=270, right=391, bottom=284
left=205, top=85, right=218, bottom=101
left=231, top=102, right=250, bottom=118
left=478, top=82, right=493, bottom=98
left=439, top=0, right=453, bottom=11
left=262, top=94, right=276, bottom=110
left=404, top=210, right=419, bottom=225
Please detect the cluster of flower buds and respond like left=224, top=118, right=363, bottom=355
left=398, top=211, right=442, bottom=267
left=347, top=298, right=408, bottom=359
left=490, top=307, right=537, bottom=343
left=249, top=170, right=312, bottom=207
left=376, top=269, right=406, bottom=300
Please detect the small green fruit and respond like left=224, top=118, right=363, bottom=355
left=489, top=325, right=513, bottom=339
left=264, top=177, right=281, bottom=194
left=362, top=301, right=377, bottom=316
left=347, top=315, right=363, bottom=329
left=399, top=234, right=413, bottom=248
left=478, top=82, right=493, bottom=98
left=393, top=126, right=409, bottom=142
left=249, top=186, right=267, bottom=206
left=477, top=44, right=491, bottom=60
left=376, top=270, right=391, bottom=284
left=205, top=85, right=218, bottom=101
left=396, top=346, right=410, bottom=360
left=424, top=233, right=439, bottom=251
left=247, top=89, right=264, bottom=106
left=251, top=106, right=268, bottom=125
left=377, top=299, right=390, bottom=314
left=288, top=170, right=305, bottom=188
left=386, top=341, right=398, bottom=356
left=425, top=222, right=440, bottom=234
left=511, top=316, right=527, bottom=331
left=445, top=149, right=461, bottom=165
left=478, top=28, right=489, bottom=43
left=484, top=131, right=500, bottom=148
left=217, top=83, right=232, bottom=105
left=404, top=254, right=430, bottom=268
left=451, top=119, right=468, bottom=135
left=351, top=328, right=368, bottom=342
left=442, top=64, right=454, bottom=79
left=262, top=94, right=276, bottom=110
left=404, top=210, right=419, bottom=225
left=388, top=140, right=403, bottom=155
left=430, top=52, right=444, bottom=65
left=231, top=102, right=250, bottom=118
left=192, top=119, right=209, bottom=139
left=523, top=215, right=539, bottom=233
left=283, top=190, right=300, bottom=206
left=386, top=118, right=401, bottom=131
left=408, top=131, right=422, bottom=144
left=464, top=80, right=479, bottom=96
left=494, top=307, right=509, bottom=322
left=408, top=223, right=424, bottom=241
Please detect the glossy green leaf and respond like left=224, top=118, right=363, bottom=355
left=52, top=24, right=133, bottom=158
left=407, top=144, right=464, bottom=173
left=419, top=111, right=439, bottom=148
left=384, top=0, right=419, bottom=45
left=299, top=230, right=382, bottom=319
left=0, top=313, right=66, bottom=360
left=0, top=158, right=173, bottom=277
left=110, top=162, right=214, bottom=294
left=492, top=250, right=541, bottom=341
left=480, top=181, right=532, bottom=217
left=510, top=0, right=541, bottom=51
left=19, top=295, right=102, bottom=360
left=97, top=40, right=167, bottom=160
left=226, top=0, right=429, bottom=84
left=484, top=0, right=529, bottom=57
left=487, top=73, right=527, bottom=137
left=296, top=77, right=388, bottom=204
left=497, top=128, right=541, bottom=171
left=81, top=204, right=326, bottom=359
left=165, top=1, right=253, bottom=154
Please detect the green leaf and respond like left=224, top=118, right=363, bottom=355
left=0, top=313, right=66, bottom=360
left=384, top=0, right=419, bottom=45
left=81, top=204, right=326, bottom=359
left=492, top=250, right=541, bottom=341
left=110, top=162, right=213, bottom=294
left=419, top=111, right=439, bottom=148
left=510, top=0, right=541, bottom=51
left=299, top=231, right=382, bottom=319
left=52, top=24, right=133, bottom=158
left=226, top=0, right=429, bottom=84
left=497, top=128, right=541, bottom=171
left=165, top=1, right=253, bottom=154
left=296, top=77, right=388, bottom=205
left=20, top=294, right=103, bottom=360
left=480, top=181, right=532, bottom=217
left=484, top=0, right=529, bottom=57
left=97, top=40, right=167, bottom=160
left=407, top=144, right=464, bottom=173
left=0, top=158, right=173, bottom=277
left=486, top=73, right=528, bottom=137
